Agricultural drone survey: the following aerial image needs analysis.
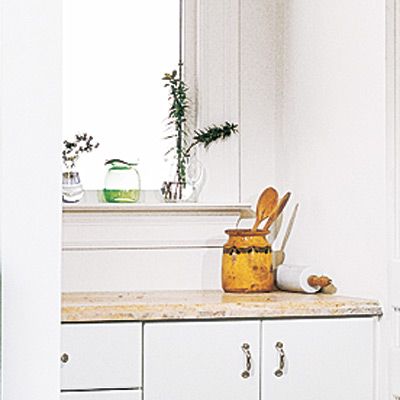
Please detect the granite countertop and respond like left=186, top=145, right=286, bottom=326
left=61, top=290, right=383, bottom=322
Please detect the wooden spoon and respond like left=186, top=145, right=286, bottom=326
left=262, top=192, right=291, bottom=232
left=252, top=187, right=279, bottom=231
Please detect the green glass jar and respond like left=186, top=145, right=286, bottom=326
left=103, top=159, right=141, bottom=203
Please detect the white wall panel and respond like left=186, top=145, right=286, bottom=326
left=195, top=0, right=279, bottom=205
left=0, top=0, right=62, bottom=398
left=63, top=212, right=238, bottom=249
left=63, top=248, right=222, bottom=292
left=390, top=0, right=400, bottom=307
left=240, top=0, right=278, bottom=204
left=389, top=2, right=400, bottom=397
left=196, top=0, right=241, bottom=203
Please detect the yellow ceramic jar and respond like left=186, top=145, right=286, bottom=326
left=222, top=229, right=274, bottom=293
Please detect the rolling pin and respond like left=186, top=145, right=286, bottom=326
left=276, top=264, right=336, bottom=294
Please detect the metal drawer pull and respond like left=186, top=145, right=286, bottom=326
left=241, top=343, right=252, bottom=379
left=274, top=342, right=285, bottom=377
left=60, top=353, right=69, bottom=364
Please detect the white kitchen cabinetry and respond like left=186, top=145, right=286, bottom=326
left=61, top=323, right=142, bottom=391
left=144, top=321, right=260, bottom=400
left=61, top=390, right=142, bottom=400
left=261, top=318, right=375, bottom=400
left=61, top=316, right=378, bottom=400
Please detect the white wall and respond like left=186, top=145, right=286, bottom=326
left=0, top=0, right=62, bottom=399
left=61, top=1, right=388, bottom=300
left=240, top=0, right=278, bottom=204
left=195, top=0, right=277, bottom=204
left=275, top=0, right=387, bottom=299
left=198, top=0, right=388, bottom=299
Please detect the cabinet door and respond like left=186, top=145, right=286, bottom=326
left=61, top=390, right=141, bottom=400
left=144, top=321, right=260, bottom=400
left=262, top=318, right=375, bottom=400
left=61, top=323, right=142, bottom=390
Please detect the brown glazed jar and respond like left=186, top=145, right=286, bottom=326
left=222, top=229, right=274, bottom=293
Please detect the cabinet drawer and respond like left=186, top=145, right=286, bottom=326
left=61, top=390, right=142, bottom=400
left=61, top=323, right=142, bottom=390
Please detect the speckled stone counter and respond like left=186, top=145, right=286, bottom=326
left=61, top=290, right=382, bottom=322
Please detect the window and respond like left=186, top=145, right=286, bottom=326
left=63, top=0, right=180, bottom=189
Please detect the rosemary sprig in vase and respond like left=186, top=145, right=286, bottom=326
left=162, top=68, right=238, bottom=202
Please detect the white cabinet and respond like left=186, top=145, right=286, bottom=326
left=144, top=321, right=260, bottom=400
left=61, top=317, right=377, bottom=400
left=61, top=390, right=142, bottom=400
left=261, top=318, right=375, bottom=400
left=61, top=323, right=142, bottom=391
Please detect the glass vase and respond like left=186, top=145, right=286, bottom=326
left=160, top=157, right=204, bottom=203
left=62, top=170, right=84, bottom=203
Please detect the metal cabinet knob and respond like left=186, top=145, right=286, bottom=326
left=60, top=353, right=69, bottom=364
left=274, top=341, right=285, bottom=377
left=241, top=343, right=252, bottom=379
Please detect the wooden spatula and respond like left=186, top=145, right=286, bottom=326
left=262, top=192, right=291, bottom=232
left=252, top=187, right=279, bottom=231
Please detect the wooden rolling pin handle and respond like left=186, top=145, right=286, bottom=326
left=307, top=275, right=332, bottom=288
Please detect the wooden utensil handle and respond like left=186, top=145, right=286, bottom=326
left=262, top=192, right=291, bottom=232
left=307, top=275, right=332, bottom=288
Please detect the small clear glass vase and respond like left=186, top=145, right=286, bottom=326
left=62, top=170, right=84, bottom=203
left=160, top=157, right=204, bottom=203
left=161, top=181, right=197, bottom=202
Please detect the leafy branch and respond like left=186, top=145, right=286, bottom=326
left=62, top=133, right=99, bottom=170
left=163, top=70, right=189, bottom=184
left=163, top=67, right=238, bottom=186
left=185, top=122, right=238, bottom=156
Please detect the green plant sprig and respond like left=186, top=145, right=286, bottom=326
left=163, top=67, right=238, bottom=186
left=184, top=122, right=238, bottom=156
left=163, top=70, right=189, bottom=183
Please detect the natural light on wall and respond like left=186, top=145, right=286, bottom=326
left=63, top=0, right=179, bottom=190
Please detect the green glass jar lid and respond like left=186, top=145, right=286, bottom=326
left=105, top=158, right=137, bottom=169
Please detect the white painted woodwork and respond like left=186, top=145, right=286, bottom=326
left=391, top=346, right=400, bottom=398
left=62, top=248, right=221, bottom=292
left=239, top=0, right=278, bottom=203
left=389, top=0, right=400, bottom=307
left=63, top=206, right=248, bottom=250
left=191, top=0, right=278, bottom=204
left=196, top=0, right=241, bottom=203
left=388, top=1, right=400, bottom=397
left=61, top=323, right=142, bottom=390
left=0, top=0, right=62, bottom=399
left=62, top=204, right=251, bottom=291
left=261, top=318, right=376, bottom=400
left=61, top=390, right=141, bottom=400
left=144, top=321, right=260, bottom=400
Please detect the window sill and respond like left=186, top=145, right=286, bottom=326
left=63, top=190, right=254, bottom=218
